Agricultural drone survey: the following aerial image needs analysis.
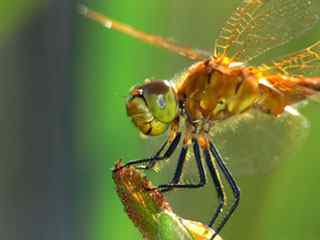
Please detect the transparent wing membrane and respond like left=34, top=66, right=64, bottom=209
left=214, top=0, right=320, bottom=63
left=78, top=4, right=209, bottom=61
left=210, top=108, right=309, bottom=176
left=261, top=41, right=320, bottom=77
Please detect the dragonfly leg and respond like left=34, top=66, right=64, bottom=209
left=144, top=132, right=182, bottom=170
left=158, top=139, right=206, bottom=193
left=113, top=132, right=181, bottom=172
left=203, top=147, right=225, bottom=228
left=209, top=142, right=240, bottom=240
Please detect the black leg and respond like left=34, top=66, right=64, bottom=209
left=113, top=132, right=181, bottom=172
left=145, top=132, right=181, bottom=169
left=209, top=142, right=240, bottom=240
left=203, top=147, right=225, bottom=227
left=157, top=138, right=207, bottom=193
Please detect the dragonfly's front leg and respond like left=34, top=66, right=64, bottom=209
left=113, top=132, right=181, bottom=172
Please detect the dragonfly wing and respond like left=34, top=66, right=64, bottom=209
left=214, top=0, right=320, bottom=63
left=260, top=41, right=320, bottom=77
left=79, top=5, right=209, bottom=61
left=210, top=107, right=309, bottom=176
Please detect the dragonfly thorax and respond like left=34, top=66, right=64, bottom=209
left=176, top=59, right=260, bottom=123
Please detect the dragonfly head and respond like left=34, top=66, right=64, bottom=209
left=126, top=80, right=178, bottom=136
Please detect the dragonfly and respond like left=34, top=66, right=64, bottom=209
left=79, top=0, right=320, bottom=239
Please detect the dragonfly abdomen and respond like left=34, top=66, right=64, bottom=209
left=257, top=75, right=320, bottom=115
left=298, top=77, right=320, bottom=92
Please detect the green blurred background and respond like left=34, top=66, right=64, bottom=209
left=2, top=0, right=320, bottom=240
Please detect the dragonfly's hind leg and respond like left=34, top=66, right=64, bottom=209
left=202, top=146, right=226, bottom=229
left=209, top=142, right=240, bottom=240
left=157, top=139, right=206, bottom=193
left=113, top=132, right=181, bottom=172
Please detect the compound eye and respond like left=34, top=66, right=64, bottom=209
left=142, top=80, right=178, bottom=123
left=157, top=95, right=166, bottom=109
